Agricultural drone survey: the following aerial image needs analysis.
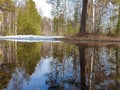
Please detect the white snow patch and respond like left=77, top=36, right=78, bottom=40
left=0, top=35, right=65, bottom=42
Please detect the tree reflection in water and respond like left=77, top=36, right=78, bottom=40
left=0, top=42, right=42, bottom=90
left=0, top=41, right=120, bottom=90
left=0, top=41, right=17, bottom=90
left=79, top=46, right=87, bottom=90
left=45, top=43, right=120, bottom=90
left=45, top=44, right=88, bottom=90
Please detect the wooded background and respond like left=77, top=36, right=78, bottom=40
left=0, top=0, right=119, bottom=36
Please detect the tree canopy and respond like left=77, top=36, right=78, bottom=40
left=17, top=0, right=42, bottom=35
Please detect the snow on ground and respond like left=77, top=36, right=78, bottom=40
left=0, top=35, right=65, bottom=42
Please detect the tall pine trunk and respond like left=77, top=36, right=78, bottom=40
left=80, top=0, right=88, bottom=33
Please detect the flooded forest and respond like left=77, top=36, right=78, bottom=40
left=0, top=0, right=120, bottom=90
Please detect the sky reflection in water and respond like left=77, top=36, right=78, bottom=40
left=0, top=41, right=119, bottom=90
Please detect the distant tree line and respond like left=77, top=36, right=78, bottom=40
left=0, top=0, right=42, bottom=35
left=0, top=0, right=119, bottom=36
left=47, top=0, right=120, bottom=36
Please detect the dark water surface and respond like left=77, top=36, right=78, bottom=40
left=0, top=41, right=120, bottom=90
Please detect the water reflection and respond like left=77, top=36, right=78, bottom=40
left=0, top=41, right=120, bottom=90
left=79, top=46, right=86, bottom=90
left=0, top=41, right=17, bottom=89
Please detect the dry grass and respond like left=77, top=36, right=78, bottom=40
left=64, top=33, right=120, bottom=42
left=58, top=33, right=120, bottom=47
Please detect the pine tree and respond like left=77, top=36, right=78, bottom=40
left=80, top=0, right=88, bottom=33
left=17, top=0, right=41, bottom=35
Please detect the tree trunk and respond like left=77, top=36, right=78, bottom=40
left=93, top=0, right=95, bottom=32
left=80, top=0, right=88, bottom=33
left=118, top=5, right=120, bottom=34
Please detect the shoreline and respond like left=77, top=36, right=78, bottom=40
left=57, top=34, right=120, bottom=47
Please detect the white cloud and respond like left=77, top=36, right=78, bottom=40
left=33, top=0, right=52, bottom=18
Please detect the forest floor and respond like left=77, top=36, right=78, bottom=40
left=58, top=33, right=120, bottom=47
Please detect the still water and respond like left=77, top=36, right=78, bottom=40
left=0, top=40, right=120, bottom=90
